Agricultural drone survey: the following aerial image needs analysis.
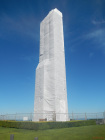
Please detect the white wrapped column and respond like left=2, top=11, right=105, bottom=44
left=33, top=8, right=69, bottom=121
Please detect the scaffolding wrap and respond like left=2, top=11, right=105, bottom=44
left=33, top=8, right=69, bottom=121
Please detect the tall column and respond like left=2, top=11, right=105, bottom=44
left=33, top=8, right=68, bottom=121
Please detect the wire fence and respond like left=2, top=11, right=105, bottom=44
left=0, top=112, right=105, bottom=121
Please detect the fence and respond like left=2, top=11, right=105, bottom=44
left=10, top=134, right=38, bottom=140
left=0, top=112, right=105, bottom=121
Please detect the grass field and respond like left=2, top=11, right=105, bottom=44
left=0, top=125, right=105, bottom=140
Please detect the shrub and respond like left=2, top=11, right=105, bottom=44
left=0, top=120, right=96, bottom=130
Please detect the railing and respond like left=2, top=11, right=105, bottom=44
left=0, top=111, right=105, bottom=121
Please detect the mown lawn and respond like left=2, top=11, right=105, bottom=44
left=0, top=125, right=105, bottom=140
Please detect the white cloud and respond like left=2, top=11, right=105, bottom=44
left=86, top=28, right=105, bottom=53
left=89, top=52, right=94, bottom=58
left=92, top=20, right=105, bottom=25
left=0, top=13, right=40, bottom=41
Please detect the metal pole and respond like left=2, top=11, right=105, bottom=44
left=85, top=113, right=87, bottom=120
left=77, top=115, right=78, bottom=120
left=103, top=111, right=105, bottom=124
left=10, top=134, right=14, bottom=140
left=96, top=114, right=98, bottom=121
left=72, top=112, right=74, bottom=120
left=35, top=137, right=38, bottom=140
left=15, top=113, right=16, bottom=121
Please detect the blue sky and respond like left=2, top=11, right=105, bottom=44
left=0, top=0, right=105, bottom=114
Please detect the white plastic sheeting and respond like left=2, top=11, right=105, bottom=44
left=33, top=8, right=69, bottom=121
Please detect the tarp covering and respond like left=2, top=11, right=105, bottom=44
left=33, top=8, right=69, bottom=121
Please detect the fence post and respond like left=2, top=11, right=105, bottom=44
left=103, top=111, right=105, bottom=124
left=6, top=114, right=8, bottom=120
left=85, top=113, right=87, bottom=120
left=77, top=115, right=78, bottom=120
left=10, top=134, right=14, bottom=140
left=72, top=112, right=74, bottom=120
left=15, top=113, right=17, bottom=121
left=96, top=114, right=98, bottom=121
left=35, top=137, right=38, bottom=140
left=103, top=111, right=105, bottom=119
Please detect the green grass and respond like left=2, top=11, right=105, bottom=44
left=0, top=125, right=105, bottom=140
